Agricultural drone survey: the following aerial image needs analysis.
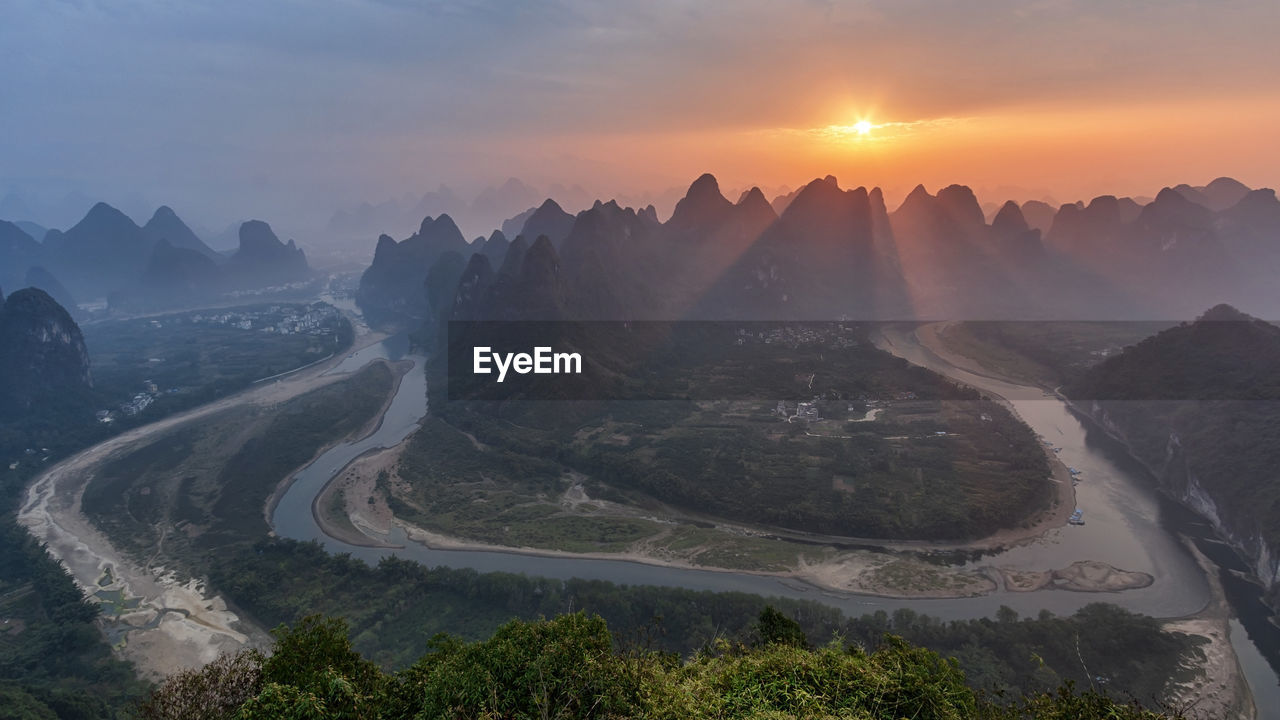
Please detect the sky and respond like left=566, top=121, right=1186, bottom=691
left=3, top=0, right=1279, bottom=232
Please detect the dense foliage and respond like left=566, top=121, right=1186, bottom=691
left=211, top=538, right=1196, bottom=705
left=140, top=611, right=1183, bottom=720
left=944, top=321, right=1171, bottom=389
left=81, top=360, right=394, bottom=562
left=411, top=324, right=1051, bottom=544
left=0, top=509, right=149, bottom=719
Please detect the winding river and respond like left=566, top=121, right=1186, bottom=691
left=271, top=326, right=1280, bottom=712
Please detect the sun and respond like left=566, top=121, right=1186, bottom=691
left=853, top=120, right=873, bottom=135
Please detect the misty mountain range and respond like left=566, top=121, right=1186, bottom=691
left=355, top=173, right=1280, bottom=327
left=329, top=179, right=589, bottom=242
left=0, top=203, right=311, bottom=311
left=6, top=173, right=1275, bottom=322
left=329, top=178, right=701, bottom=243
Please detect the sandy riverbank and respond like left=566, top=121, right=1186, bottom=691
left=316, top=445, right=1148, bottom=601
left=263, top=355, right=412, bottom=538
left=304, top=320, right=1145, bottom=601
left=379, top=513, right=1159, bottom=600
left=17, top=327, right=389, bottom=678
left=1163, top=538, right=1256, bottom=720
left=304, top=358, right=415, bottom=549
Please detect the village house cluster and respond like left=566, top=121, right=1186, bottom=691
left=774, top=391, right=916, bottom=424
left=188, top=303, right=341, bottom=336
left=733, top=324, right=860, bottom=349
left=95, top=379, right=169, bottom=424
left=90, top=303, right=344, bottom=426
left=226, top=279, right=318, bottom=299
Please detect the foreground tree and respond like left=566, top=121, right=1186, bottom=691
left=140, top=610, right=1185, bottom=719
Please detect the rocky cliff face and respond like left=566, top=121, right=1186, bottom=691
left=0, top=288, right=92, bottom=418
left=1084, top=400, right=1280, bottom=596
left=1067, top=305, right=1280, bottom=607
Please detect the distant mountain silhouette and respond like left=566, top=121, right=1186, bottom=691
left=329, top=198, right=408, bottom=236
left=891, top=184, right=1005, bottom=316
left=991, top=200, right=1030, bottom=236
left=1045, top=188, right=1239, bottom=316
left=1134, top=188, right=1236, bottom=295
left=689, top=176, right=904, bottom=319
left=411, top=185, right=464, bottom=226
left=206, top=222, right=245, bottom=252
left=497, top=235, right=529, bottom=277
left=0, top=192, right=34, bottom=223
left=500, top=207, right=538, bottom=240
left=425, top=251, right=468, bottom=316
left=0, top=220, right=44, bottom=296
left=560, top=199, right=668, bottom=319
left=357, top=214, right=469, bottom=319
left=989, top=202, right=1047, bottom=262
left=14, top=220, right=48, bottom=243
left=1172, top=177, right=1252, bottom=212
left=11, top=202, right=306, bottom=307
left=518, top=199, right=576, bottom=249
left=671, top=181, right=777, bottom=310
left=1216, top=189, right=1280, bottom=310
left=135, top=239, right=225, bottom=303
left=667, top=173, right=735, bottom=238
left=335, top=172, right=1280, bottom=324
left=1019, top=200, right=1057, bottom=234
left=479, top=230, right=509, bottom=267
left=331, top=180, right=598, bottom=243
left=23, top=266, right=78, bottom=314
left=767, top=176, right=835, bottom=217
left=507, top=235, right=570, bottom=319
left=46, top=202, right=153, bottom=299
left=227, top=220, right=311, bottom=289
left=472, top=178, right=541, bottom=227
left=143, top=206, right=219, bottom=260
left=1045, top=196, right=1129, bottom=259
left=450, top=252, right=496, bottom=321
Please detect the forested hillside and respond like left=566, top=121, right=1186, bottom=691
left=1066, top=305, right=1280, bottom=606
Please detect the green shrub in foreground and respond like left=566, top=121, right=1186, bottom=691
left=139, top=611, right=1184, bottom=720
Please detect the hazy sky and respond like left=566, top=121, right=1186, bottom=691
left=4, top=0, right=1279, bottom=231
